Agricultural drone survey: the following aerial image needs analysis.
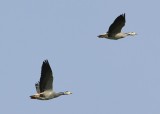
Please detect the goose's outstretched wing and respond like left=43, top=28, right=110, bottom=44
left=108, top=14, right=125, bottom=36
left=39, top=60, right=53, bottom=92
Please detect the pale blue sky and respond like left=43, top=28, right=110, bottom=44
left=0, top=0, right=160, bottom=114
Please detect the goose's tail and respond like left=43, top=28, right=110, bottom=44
left=30, top=94, right=40, bottom=99
left=97, top=33, right=108, bottom=38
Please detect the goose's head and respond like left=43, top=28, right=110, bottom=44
left=64, top=91, right=72, bottom=95
left=127, top=32, right=137, bottom=36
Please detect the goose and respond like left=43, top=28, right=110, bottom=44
left=98, top=13, right=137, bottom=40
left=30, top=60, right=72, bottom=100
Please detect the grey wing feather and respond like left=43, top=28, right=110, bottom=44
left=35, top=82, right=40, bottom=93
left=39, top=60, right=53, bottom=92
left=108, top=14, right=125, bottom=36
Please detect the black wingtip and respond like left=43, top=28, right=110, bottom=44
left=43, top=59, right=49, bottom=64
left=123, top=13, right=125, bottom=18
left=42, top=60, right=50, bottom=69
left=44, top=59, right=48, bottom=62
left=120, top=13, right=125, bottom=17
left=119, top=13, right=125, bottom=21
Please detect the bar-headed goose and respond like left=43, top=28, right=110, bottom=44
left=30, top=60, right=72, bottom=100
left=98, top=13, right=137, bottom=40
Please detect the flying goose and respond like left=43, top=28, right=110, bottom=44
left=98, top=13, right=137, bottom=40
left=30, top=60, right=72, bottom=100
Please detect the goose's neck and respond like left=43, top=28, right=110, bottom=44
left=54, top=92, right=65, bottom=98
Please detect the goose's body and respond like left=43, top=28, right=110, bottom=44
left=30, top=60, right=72, bottom=100
left=98, top=13, right=137, bottom=40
